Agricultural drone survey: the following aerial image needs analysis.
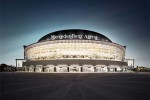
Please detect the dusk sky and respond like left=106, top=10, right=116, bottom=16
left=0, top=0, right=149, bottom=67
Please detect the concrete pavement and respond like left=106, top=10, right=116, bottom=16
left=1, top=73, right=149, bottom=100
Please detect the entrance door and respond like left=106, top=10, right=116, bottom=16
left=69, top=67, right=80, bottom=72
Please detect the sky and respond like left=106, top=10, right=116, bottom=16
left=0, top=0, right=149, bottom=67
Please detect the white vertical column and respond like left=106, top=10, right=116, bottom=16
left=29, top=65, right=34, bottom=72
left=36, top=65, right=43, bottom=72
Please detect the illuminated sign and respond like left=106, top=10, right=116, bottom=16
left=50, top=34, right=98, bottom=40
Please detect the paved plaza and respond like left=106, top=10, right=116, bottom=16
left=0, top=73, right=149, bottom=100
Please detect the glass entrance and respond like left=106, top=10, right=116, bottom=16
left=69, top=67, right=80, bottom=72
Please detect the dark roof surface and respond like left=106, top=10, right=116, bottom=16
left=38, top=29, right=112, bottom=42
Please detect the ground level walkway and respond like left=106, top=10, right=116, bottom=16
left=1, top=73, right=149, bottom=100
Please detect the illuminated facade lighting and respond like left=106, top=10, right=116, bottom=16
left=22, top=29, right=129, bottom=73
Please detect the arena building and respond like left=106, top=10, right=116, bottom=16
left=22, top=29, right=129, bottom=73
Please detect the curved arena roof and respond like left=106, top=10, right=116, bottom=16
left=38, top=29, right=112, bottom=43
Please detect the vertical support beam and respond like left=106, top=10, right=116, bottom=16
left=15, top=59, right=17, bottom=68
left=23, top=45, right=27, bottom=60
left=133, top=59, right=135, bottom=68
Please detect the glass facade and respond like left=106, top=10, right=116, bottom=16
left=25, top=40, right=125, bottom=61
left=22, top=30, right=129, bottom=73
